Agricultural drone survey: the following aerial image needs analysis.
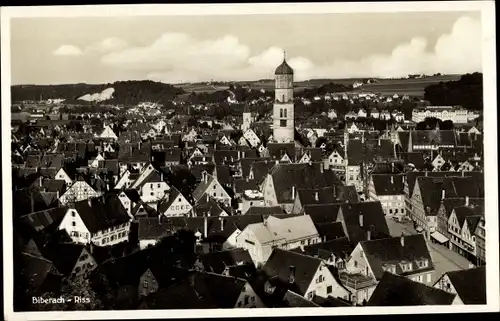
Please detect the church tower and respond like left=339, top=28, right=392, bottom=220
left=273, top=52, right=295, bottom=143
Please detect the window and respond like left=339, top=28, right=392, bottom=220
left=75, top=266, right=81, bottom=273
left=284, top=109, right=287, bottom=118
left=327, top=286, right=332, bottom=294
left=401, top=209, right=405, bottom=214
left=280, top=120, right=287, bottom=127
left=102, top=239, right=107, bottom=245
left=150, top=192, right=154, bottom=196
left=71, top=211, right=75, bottom=217
left=143, top=280, right=148, bottom=288
left=251, top=296, right=255, bottom=302
left=354, top=261, right=358, bottom=268
left=238, top=301, right=242, bottom=307
left=213, top=193, right=216, bottom=197
left=213, top=186, right=216, bottom=189
left=280, top=109, right=283, bottom=118
left=72, top=222, right=76, bottom=226
left=157, top=183, right=161, bottom=188
left=389, top=209, right=393, bottom=214
left=244, top=296, right=249, bottom=305
left=395, top=209, right=398, bottom=214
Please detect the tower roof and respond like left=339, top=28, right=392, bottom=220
left=275, top=57, right=294, bottom=75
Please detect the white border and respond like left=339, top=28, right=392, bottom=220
left=1, top=2, right=498, bottom=320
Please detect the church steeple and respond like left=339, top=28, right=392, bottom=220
left=273, top=50, right=295, bottom=143
left=275, top=51, right=294, bottom=75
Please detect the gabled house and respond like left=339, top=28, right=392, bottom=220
left=97, top=125, right=118, bottom=140
left=367, top=272, right=459, bottom=306
left=367, top=174, right=405, bottom=219
left=433, top=266, right=486, bottom=304
left=192, top=171, right=232, bottom=207
left=158, top=187, right=192, bottom=217
left=57, top=196, right=131, bottom=247
left=40, top=243, right=97, bottom=281
left=262, top=162, right=340, bottom=213
left=58, top=178, right=101, bottom=206
left=346, top=234, right=434, bottom=287
left=262, top=249, right=352, bottom=302
left=234, top=215, right=321, bottom=266
left=447, top=201, right=484, bottom=263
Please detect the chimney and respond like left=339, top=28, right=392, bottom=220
left=39, top=176, right=43, bottom=187
left=461, top=170, right=465, bottom=177
left=367, top=229, right=371, bottom=241
left=400, top=233, right=405, bottom=247
left=465, top=196, right=470, bottom=207
left=378, top=137, right=381, bottom=146
left=320, top=162, right=324, bottom=173
left=220, top=217, right=224, bottom=231
left=203, top=216, right=208, bottom=238
left=308, top=160, right=313, bottom=166
left=441, top=189, right=446, bottom=200
left=359, top=214, right=364, bottom=227
left=275, top=160, right=279, bottom=165
left=314, top=192, right=319, bottom=202
left=292, top=186, right=296, bottom=200
left=288, top=266, right=296, bottom=284
left=425, top=171, right=428, bottom=177
left=391, top=163, right=395, bottom=173
left=390, top=176, right=394, bottom=184
left=160, top=171, right=164, bottom=182
left=204, top=172, right=208, bottom=184
left=88, top=198, right=92, bottom=208
left=129, top=146, right=133, bottom=156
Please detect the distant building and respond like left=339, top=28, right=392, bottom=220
left=411, top=106, right=479, bottom=124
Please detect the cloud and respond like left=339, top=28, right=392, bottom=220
left=86, top=37, right=129, bottom=54
left=100, top=16, right=482, bottom=83
left=53, top=45, right=83, bottom=56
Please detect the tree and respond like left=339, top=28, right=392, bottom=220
left=440, top=120, right=454, bottom=130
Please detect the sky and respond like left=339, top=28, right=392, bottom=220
left=10, top=11, right=483, bottom=85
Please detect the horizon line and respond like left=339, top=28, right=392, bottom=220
left=10, top=73, right=475, bottom=87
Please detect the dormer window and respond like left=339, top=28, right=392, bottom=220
left=400, top=262, right=412, bottom=272
left=417, top=259, right=428, bottom=268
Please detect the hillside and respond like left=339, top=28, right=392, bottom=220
left=423, top=72, right=483, bottom=110
left=177, top=75, right=461, bottom=97
left=11, top=80, right=185, bottom=106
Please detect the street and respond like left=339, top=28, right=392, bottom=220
left=385, top=217, right=474, bottom=284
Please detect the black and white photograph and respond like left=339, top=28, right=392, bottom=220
left=2, top=2, right=498, bottom=319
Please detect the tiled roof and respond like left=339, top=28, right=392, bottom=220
left=74, top=195, right=130, bottom=233
left=372, top=174, right=405, bottom=196
left=197, top=249, right=253, bottom=274
left=40, top=243, right=86, bottom=276
left=361, top=234, right=434, bottom=280
left=263, top=249, right=320, bottom=296
left=270, top=163, right=341, bottom=204
left=445, top=266, right=486, bottom=304
left=367, top=272, right=456, bottom=306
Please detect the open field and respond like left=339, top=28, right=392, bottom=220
left=176, top=74, right=461, bottom=97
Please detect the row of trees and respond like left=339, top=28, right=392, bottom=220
left=416, top=117, right=454, bottom=130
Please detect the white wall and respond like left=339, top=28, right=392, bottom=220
left=305, top=263, right=351, bottom=301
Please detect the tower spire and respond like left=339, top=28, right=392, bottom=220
left=283, top=50, right=286, bottom=61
